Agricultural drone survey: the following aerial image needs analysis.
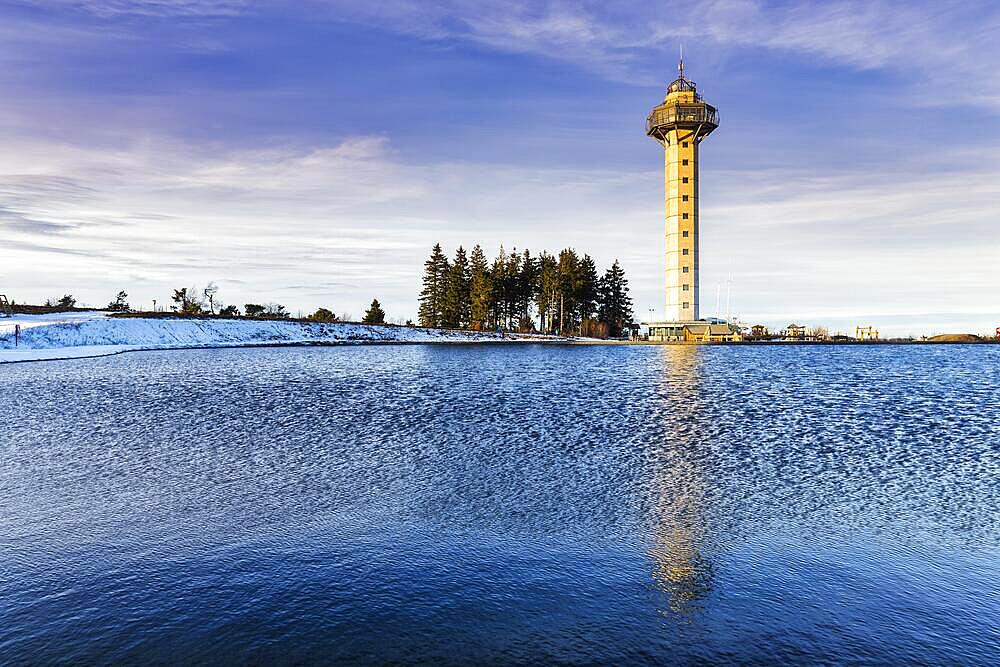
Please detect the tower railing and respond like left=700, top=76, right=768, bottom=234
left=646, top=105, right=719, bottom=134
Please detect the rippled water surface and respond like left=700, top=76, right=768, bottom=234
left=2, top=344, right=999, bottom=664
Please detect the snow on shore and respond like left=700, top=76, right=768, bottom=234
left=0, top=312, right=565, bottom=364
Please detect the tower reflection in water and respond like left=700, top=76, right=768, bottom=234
left=646, top=345, right=714, bottom=616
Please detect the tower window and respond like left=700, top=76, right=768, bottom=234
left=682, top=231, right=689, bottom=238
left=682, top=266, right=689, bottom=273
left=683, top=302, right=690, bottom=309
left=682, top=142, right=689, bottom=148
left=683, top=284, right=690, bottom=291
left=682, top=195, right=689, bottom=201
left=682, top=177, right=689, bottom=183
left=682, top=213, right=689, bottom=219
left=682, top=159, right=689, bottom=166
left=682, top=249, right=689, bottom=255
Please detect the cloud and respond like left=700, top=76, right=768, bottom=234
left=6, top=1, right=999, bottom=112
left=0, top=205, right=80, bottom=235
left=307, top=0, right=1000, bottom=109
left=31, top=0, right=249, bottom=17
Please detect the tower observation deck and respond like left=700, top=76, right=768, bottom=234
left=646, top=59, right=718, bottom=330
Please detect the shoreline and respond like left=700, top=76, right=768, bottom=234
left=0, top=338, right=582, bottom=365
left=4, top=336, right=997, bottom=366
left=575, top=338, right=1000, bottom=346
left=0, top=313, right=577, bottom=364
left=2, top=312, right=995, bottom=365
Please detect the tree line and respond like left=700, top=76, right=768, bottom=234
left=38, top=287, right=388, bottom=325
left=418, top=244, right=634, bottom=336
left=167, top=285, right=386, bottom=324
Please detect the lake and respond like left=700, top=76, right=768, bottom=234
left=1, top=344, right=998, bottom=664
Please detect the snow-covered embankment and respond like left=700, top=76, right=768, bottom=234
left=0, top=312, right=562, bottom=363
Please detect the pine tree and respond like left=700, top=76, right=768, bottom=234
left=504, top=249, right=522, bottom=329
left=468, top=244, right=492, bottom=331
left=578, top=255, right=599, bottom=321
left=107, top=290, right=130, bottom=312
left=598, top=260, right=634, bottom=337
left=171, top=287, right=203, bottom=315
left=536, top=252, right=559, bottom=333
left=518, top=249, right=538, bottom=331
left=418, top=243, right=450, bottom=328
left=442, top=246, right=470, bottom=328
left=308, top=307, right=337, bottom=322
left=557, top=248, right=581, bottom=333
left=490, top=246, right=509, bottom=329
left=363, top=299, right=386, bottom=324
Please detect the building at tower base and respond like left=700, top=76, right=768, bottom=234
left=647, top=322, right=742, bottom=343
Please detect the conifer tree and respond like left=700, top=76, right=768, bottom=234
left=598, top=260, right=634, bottom=337
left=578, top=255, right=599, bottom=321
left=107, top=290, right=130, bottom=312
left=468, top=245, right=492, bottom=331
left=490, top=246, right=509, bottom=329
left=308, top=307, right=337, bottom=322
left=557, top=248, right=582, bottom=333
left=442, top=246, right=470, bottom=328
left=518, top=249, right=538, bottom=330
left=504, top=249, right=522, bottom=329
left=535, top=252, right=558, bottom=333
left=171, top=287, right=203, bottom=315
left=363, top=299, right=386, bottom=324
left=418, top=243, right=450, bottom=327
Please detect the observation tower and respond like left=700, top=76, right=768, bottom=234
left=645, top=58, right=721, bottom=341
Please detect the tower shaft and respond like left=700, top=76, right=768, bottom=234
left=663, top=128, right=700, bottom=322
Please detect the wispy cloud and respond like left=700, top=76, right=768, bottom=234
left=31, top=0, right=249, bottom=17
left=0, top=205, right=80, bottom=235
left=310, top=0, right=1000, bottom=108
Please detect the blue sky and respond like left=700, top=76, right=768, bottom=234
left=1, top=1, right=998, bottom=335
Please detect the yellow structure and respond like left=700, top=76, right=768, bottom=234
left=855, top=325, right=879, bottom=340
left=646, top=59, right=718, bottom=324
left=683, top=323, right=742, bottom=342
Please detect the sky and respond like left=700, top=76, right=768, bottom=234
left=0, top=0, right=998, bottom=336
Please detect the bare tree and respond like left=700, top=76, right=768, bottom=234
left=808, top=325, right=830, bottom=340
left=203, top=282, right=219, bottom=314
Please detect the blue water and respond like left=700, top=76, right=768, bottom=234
left=1, top=344, right=999, bottom=664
